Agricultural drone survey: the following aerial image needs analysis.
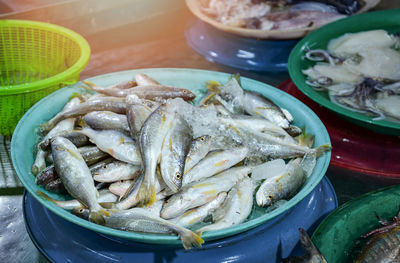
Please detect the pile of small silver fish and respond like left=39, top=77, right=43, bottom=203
left=32, top=73, right=330, bottom=249
left=303, top=29, right=400, bottom=122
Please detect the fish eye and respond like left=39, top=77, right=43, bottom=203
left=200, top=136, right=205, bottom=141
left=268, top=195, right=273, bottom=200
left=79, top=208, right=84, bottom=213
left=175, top=172, right=182, bottom=180
left=183, top=90, right=187, bottom=93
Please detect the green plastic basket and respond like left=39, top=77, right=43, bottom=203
left=0, top=19, right=90, bottom=135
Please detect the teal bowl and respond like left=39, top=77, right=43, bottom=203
left=312, top=184, right=400, bottom=263
left=11, top=68, right=331, bottom=245
left=288, top=9, right=400, bottom=135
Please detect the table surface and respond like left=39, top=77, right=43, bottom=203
left=1, top=1, right=399, bottom=262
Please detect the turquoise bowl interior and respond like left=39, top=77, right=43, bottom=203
left=11, top=68, right=331, bottom=245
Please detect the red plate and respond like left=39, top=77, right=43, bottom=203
left=278, top=80, right=400, bottom=181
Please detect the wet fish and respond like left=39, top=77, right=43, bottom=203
left=218, top=115, right=296, bottom=144
left=83, top=80, right=196, bottom=101
left=44, top=178, right=67, bottom=194
left=184, top=135, right=213, bottom=173
left=229, top=125, right=330, bottom=159
left=79, top=146, right=109, bottom=166
left=242, top=91, right=290, bottom=129
left=182, top=146, right=249, bottom=186
left=135, top=73, right=161, bottom=86
left=356, top=209, right=400, bottom=263
left=161, top=166, right=251, bottom=219
left=160, top=114, right=193, bottom=193
left=92, top=161, right=141, bottom=183
left=196, top=176, right=254, bottom=233
left=50, top=136, right=110, bottom=224
left=76, top=127, right=141, bottom=165
left=32, top=97, right=81, bottom=175
left=72, top=207, right=204, bottom=250
left=41, top=96, right=126, bottom=133
left=37, top=189, right=118, bottom=210
left=39, top=131, right=89, bottom=151
left=137, top=104, right=175, bottom=206
left=126, top=95, right=159, bottom=139
left=282, top=228, right=328, bottom=263
left=36, top=165, right=58, bottom=186
left=115, top=171, right=167, bottom=210
left=256, top=158, right=306, bottom=207
left=82, top=111, right=130, bottom=132
left=169, top=192, right=227, bottom=228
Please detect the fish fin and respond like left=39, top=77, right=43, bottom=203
left=99, top=202, right=116, bottom=209
left=76, top=117, right=89, bottom=128
left=180, top=230, right=204, bottom=250
left=315, top=144, right=331, bottom=158
left=81, top=80, right=97, bottom=90
left=298, top=130, right=315, bottom=148
left=89, top=208, right=110, bottom=225
left=36, top=190, right=57, bottom=205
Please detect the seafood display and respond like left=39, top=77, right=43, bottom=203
left=284, top=210, right=400, bottom=263
left=33, top=73, right=330, bottom=249
left=186, top=0, right=380, bottom=39
left=355, top=209, right=400, bottom=263
left=303, top=29, right=400, bottom=122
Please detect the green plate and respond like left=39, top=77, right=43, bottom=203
left=11, top=68, right=331, bottom=245
left=312, top=184, right=400, bottom=263
left=288, top=9, right=400, bottom=135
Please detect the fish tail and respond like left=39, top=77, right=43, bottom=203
left=315, top=144, right=331, bottom=158
left=137, top=180, right=157, bottom=206
left=81, top=80, right=97, bottom=90
left=180, top=229, right=204, bottom=250
left=89, top=207, right=110, bottom=225
left=282, top=228, right=327, bottom=263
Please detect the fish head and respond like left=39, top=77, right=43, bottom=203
left=72, top=207, right=90, bottom=221
left=171, top=171, right=183, bottom=191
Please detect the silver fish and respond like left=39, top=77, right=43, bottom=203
left=72, top=207, right=204, bottom=250
left=108, top=180, right=134, bottom=197
left=81, top=80, right=137, bottom=95
left=82, top=111, right=130, bottom=132
left=218, top=115, right=296, bottom=144
left=184, top=135, right=213, bottom=173
left=41, top=96, right=126, bottom=133
left=135, top=73, right=161, bottom=86
left=182, top=146, right=249, bottom=186
left=32, top=97, right=81, bottom=175
left=137, top=104, right=175, bottom=206
left=229, top=125, right=330, bottom=159
left=196, top=176, right=254, bottom=233
left=161, top=166, right=251, bottom=219
left=83, top=81, right=196, bottom=101
left=37, top=189, right=118, bottom=210
left=126, top=95, right=159, bottom=139
left=242, top=91, right=290, bottom=129
left=92, top=161, right=141, bottom=183
left=160, top=114, right=193, bottom=193
left=50, top=136, right=109, bottom=224
left=169, top=192, right=227, bottom=228
left=77, top=127, right=141, bottom=165
left=256, top=158, right=306, bottom=207
left=115, top=171, right=167, bottom=210
left=78, top=145, right=109, bottom=166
